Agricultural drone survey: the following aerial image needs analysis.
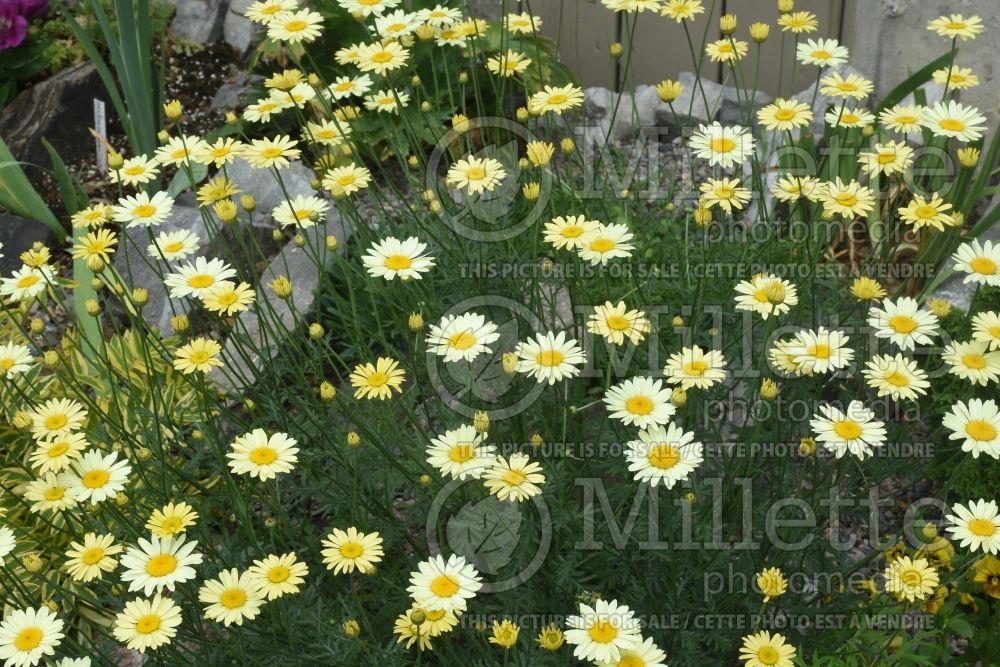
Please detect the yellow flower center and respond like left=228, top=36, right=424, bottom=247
left=710, top=137, right=735, bottom=153
left=284, top=19, right=307, bottom=32
left=648, top=444, right=680, bottom=469
left=44, top=486, right=65, bottom=501
left=465, top=166, right=486, bottom=181
left=503, top=469, right=526, bottom=486
left=546, top=93, right=568, bottom=105
left=588, top=620, right=617, bottom=643
left=250, top=447, right=278, bottom=465
left=384, top=254, right=413, bottom=271
left=561, top=225, right=583, bottom=238
left=145, top=554, right=178, bottom=577
left=371, top=51, right=393, bottom=64
left=81, top=547, right=105, bottom=565
left=834, top=420, right=862, bottom=439
left=15, top=274, right=38, bottom=288
left=44, top=414, right=68, bottom=430
left=990, top=325, right=1000, bottom=339
left=938, top=118, right=966, bottom=132
left=683, top=360, right=708, bottom=376
left=163, top=241, right=185, bottom=253
left=337, top=174, right=356, bottom=186
left=885, top=372, right=910, bottom=387
left=841, top=113, right=860, bottom=124
left=900, top=569, right=923, bottom=587
left=945, top=21, right=967, bottom=30
left=774, top=109, right=795, bottom=121
left=0, top=358, right=13, bottom=369
left=430, top=574, right=460, bottom=597
left=536, top=349, right=564, bottom=367
left=970, top=257, right=997, bottom=275
left=268, top=565, right=290, bottom=583
left=260, top=147, right=284, bottom=159
left=187, top=351, right=210, bottom=365
left=962, top=354, right=986, bottom=369
left=966, top=420, right=997, bottom=442
left=14, top=627, right=42, bottom=651
left=606, top=315, right=631, bottom=331
left=717, top=43, right=734, bottom=53
left=716, top=187, right=735, bottom=199
left=877, top=151, right=898, bottom=164
left=217, top=292, right=238, bottom=306
left=888, top=315, right=917, bottom=334
left=809, top=343, right=831, bottom=358
left=340, top=542, right=363, bottom=558
left=187, top=274, right=215, bottom=289
left=366, top=371, right=389, bottom=387
left=220, top=588, right=247, bottom=609
left=915, top=205, right=939, bottom=219
left=811, top=49, right=832, bottom=59
left=132, top=204, right=157, bottom=218
left=590, top=238, right=615, bottom=253
left=836, top=82, right=858, bottom=92
left=136, top=614, right=161, bottom=634
left=160, top=517, right=183, bottom=534
left=83, top=469, right=110, bottom=489
left=448, top=331, right=477, bottom=350
left=833, top=193, right=858, bottom=206
left=757, top=646, right=780, bottom=664
left=124, top=165, right=146, bottom=176
left=449, top=443, right=476, bottom=463
left=625, top=395, right=653, bottom=415
left=895, top=115, right=917, bottom=125
left=969, top=518, right=996, bottom=537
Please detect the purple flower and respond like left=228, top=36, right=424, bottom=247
left=0, top=0, right=28, bottom=51
left=15, top=0, right=46, bottom=20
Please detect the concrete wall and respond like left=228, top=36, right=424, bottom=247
left=526, top=0, right=998, bottom=119
left=843, top=0, right=999, bottom=118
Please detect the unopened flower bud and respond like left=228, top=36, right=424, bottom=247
left=270, top=276, right=292, bottom=299
left=163, top=99, right=183, bottom=120
left=670, top=387, right=687, bottom=407
left=502, top=352, right=519, bottom=374
left=760, top=378, right=779, bottom=400
left=22, top=553, right=46, bottom=573
left=408, top=312, right=424, bottom=332
left=320, top=381, right=336, bottom=401
left=171, top=314, right=190, bottom=333
left=750, top=22, right=769, bottom=42
left=474, top=411, right=490, bottom=433
left=347, top=431, right=361, bottom=447
left=12, top=410, right=31, bottom=429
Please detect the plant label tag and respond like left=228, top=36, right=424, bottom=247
left=94, top=99, right=107, bottom=173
